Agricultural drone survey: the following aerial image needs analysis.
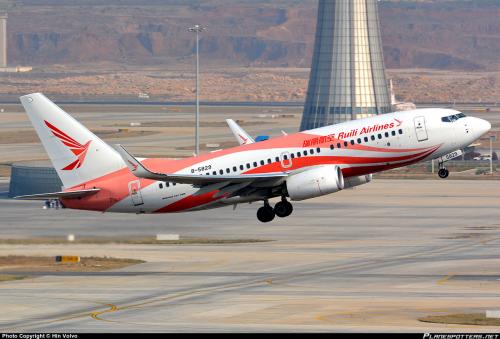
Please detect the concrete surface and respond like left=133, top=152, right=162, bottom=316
left=0, top=104, right=303, bottom=163
left=0, top=180, right=499, bottom=332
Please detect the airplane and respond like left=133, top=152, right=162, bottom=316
left=226, top=119, right=255, bottom=145
left=16, top=93, right=491, bottom=223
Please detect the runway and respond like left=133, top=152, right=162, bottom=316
left=0, top=180, right=500, bottom=332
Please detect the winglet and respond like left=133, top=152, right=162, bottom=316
left=226, top=119, right=255, bottom=145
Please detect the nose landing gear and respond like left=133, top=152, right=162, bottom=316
left=438, top=167, right=449, bottom=179
left=436, top=150, right=463, bottom=179
left=257, top=198, right=294, bottom=223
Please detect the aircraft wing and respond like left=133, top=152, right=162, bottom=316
left=113, top=144, right=287, bottom=186
left=14, top=188, right=101, bottom=200
left=226, top=119, right=255, bottom=145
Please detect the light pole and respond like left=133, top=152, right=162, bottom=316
left=490, top=135, right=496, bottom=175
left=188, top=24, right=205, bottom=156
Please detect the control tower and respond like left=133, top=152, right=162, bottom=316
left=300, top=0, right=391, bottom=131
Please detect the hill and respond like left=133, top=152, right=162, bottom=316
left=5, top=0, right=500, bottom=71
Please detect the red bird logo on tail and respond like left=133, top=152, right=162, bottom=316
left=44, top=120, right=92, bottom=171
left=238, top=134, right=249, bottom=145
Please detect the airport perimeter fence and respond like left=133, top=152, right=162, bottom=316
left=400, top=160, right=499, bottom=174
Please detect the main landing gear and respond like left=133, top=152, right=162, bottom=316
left=257, top=198, right=294, bottom=223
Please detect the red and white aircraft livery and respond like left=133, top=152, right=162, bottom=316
left=17, top=93, right=491, bottom=223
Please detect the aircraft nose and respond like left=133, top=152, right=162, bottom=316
left=473, top=118, right=491, bottom=137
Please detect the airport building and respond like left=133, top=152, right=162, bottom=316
left=300, top=0, right=392, bottom=130
left=8, top=161, right=62, bottom=198
left=0, top=12, right=32, bottom=73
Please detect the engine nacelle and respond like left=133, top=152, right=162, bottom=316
left=344, top=174, right=373, bottom=189
left=286, top=165, right=344, bottom=201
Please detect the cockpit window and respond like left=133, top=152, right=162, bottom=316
left=442, top=113, right=466, bottom=123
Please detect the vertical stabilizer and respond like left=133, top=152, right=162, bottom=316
left=226, top=119, right=255, bottom=145
left=20, top=93, right=125, bottom=188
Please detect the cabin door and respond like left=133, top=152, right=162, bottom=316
left=414, top=116, right=429, bottom=142
left=128, top=180, right=144, bottom=206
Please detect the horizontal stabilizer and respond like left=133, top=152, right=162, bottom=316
left=113, top=144, right=288, bottom=186
left=14, top=188, right=101, bottom=200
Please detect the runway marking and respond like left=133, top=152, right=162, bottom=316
left=4, top=234, right=499, bottom=329
left=91, top=303, right=119, bottom=322
left=315, top=314, right=326, bottom=321
left=437, top=274, right=455, bottom=285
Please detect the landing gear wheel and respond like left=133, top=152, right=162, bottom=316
left=438, top=168, right=449, bottom=179
left=257, top=203, right=275, bottom=223
left=274, top=200, right=293, bottom=218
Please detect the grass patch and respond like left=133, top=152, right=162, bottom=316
left=0, top=274, right=26, bottom=282
left=0, top=255, right=144, bottom=273
left=0, top=237, right=271, bottom=245
left=419, top=313, right=500, bottom=326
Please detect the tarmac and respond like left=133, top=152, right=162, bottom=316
left=0, top=179, right=499, bottom=332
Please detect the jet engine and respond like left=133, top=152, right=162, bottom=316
left=286, top=165, right=344, bottom=201
left=344, top=174, right=373, bottom=189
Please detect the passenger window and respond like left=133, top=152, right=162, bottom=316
left=385, top=132, right=389, bottom=138
left=304, top=150, right=308, bottom=156
left=337, top=143, right=341, bottom=148
left=253, top=162, right=258, bottom=167
left=166, top=183, right=170, bottom=187
left=267, top=159, right=272, bottom=164
left=159, top=183, right=163, bottom=189
left=392, top=131, right=396, bottom=136
left=344, top=141, right=348, bottom=147
left=378, top=134, right=382, bottom=139
left=330, top=144, right=334, bottom=150
left=350, top=140, right=355, bottom=146
left=246, top=163, right=251, bottom=169
left=284, top=155, right=288, bottom=160
left=240, top=165, right=244, bottom=170
left=399, top=129, right=403, bottom=135
left=291, top=153, right=295, bottom=159
left=276, top=157, right=280, bottom=162
left=310, top=149, right=314, bottom=155
left=173, top=183, right=176, bottom=186
left=296, top=152, right=301, bottom=158
left=260, top=160, right=265, bottom=166
left=371, top=135, right=375, bottom=141
left=357, top=138, right=362, bottom=144
left=364, top=137, right=368, bottom=142
left=213, top=171, right=217, bottom=175
left=233, top=166, right=237, bottom=172
left=219, top=170, right=224, bottom=175
left=226, top=168, right=230, bottom=173
left=317, top=147, right=321, bottom=153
